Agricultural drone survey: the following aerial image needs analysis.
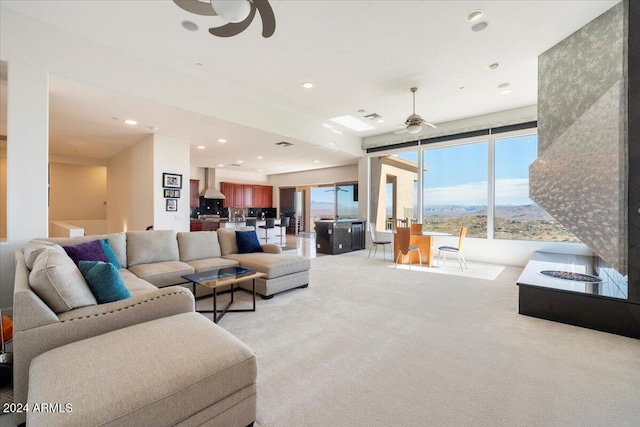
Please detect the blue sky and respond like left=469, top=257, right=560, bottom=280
left=310, top=135, right=539, bottom=207
left=397, top=134, right=538, bottom=206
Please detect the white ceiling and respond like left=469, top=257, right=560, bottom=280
left=0, top=0, right=620, bottom=175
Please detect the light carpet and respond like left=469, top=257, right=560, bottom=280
left=392, top=259, right=505, bottom=280
left=197, top=251, right=640, bottom=427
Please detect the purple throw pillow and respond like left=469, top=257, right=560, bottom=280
left=63, top=240, right=109, bottom=266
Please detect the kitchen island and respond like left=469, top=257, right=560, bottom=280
left=314, top=220, right=366, bottom=255
left=219, top=218, right=283, bottom=244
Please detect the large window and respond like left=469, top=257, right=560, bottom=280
left=494, top=135, right=579, bottom=242
left=369, top=128, right=583, bottom=243
left=310, top=182, right=359, bottom=225
left=422, top=142, right=488, bottom=237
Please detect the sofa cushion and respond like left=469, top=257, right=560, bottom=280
left=44, top=233, right=127, bottom=269
left=63, top=240, right=109, bottom=266
left=78, top=261, right=132, bottom=304
left=29, top=250, right=97, bottom=313
left=236, top=230, right=263, bottom=254
left=127, top=261, right=194, bottom=288
left=185, top=257, right=239, bottom=273
left=117, top=269, right=158, bottom=294
left=223, top=253, right=310, bottom=279
left=127, top=230, right=180, bottom=267
left=177, top=231, right=222, bottom=262
left=23, top=240, right=66, bottom=270
left=217, top=227, right=254, bottom=256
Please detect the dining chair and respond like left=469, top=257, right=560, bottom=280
left=437, top=226, right=468, bottom=271
left=395, top=226, right=422, bottom=269
left=368, top=223, right=392, bottom=260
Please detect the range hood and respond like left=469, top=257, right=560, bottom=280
left=199, top=168, right=225, bottom=199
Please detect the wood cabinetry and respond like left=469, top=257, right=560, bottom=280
left=190, top=220, right=202, bottom=232
left=221, top=182, right=273, bottom=208
left=189, top=180, right=200, bottom=208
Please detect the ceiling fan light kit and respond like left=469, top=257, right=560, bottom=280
left=173, top=0, right=276, bottom=38
left=210, top=0, right=252, bottom=23
left=406, top=124, right=423, bottom=134
left=395, top=87, right=437, bottom=135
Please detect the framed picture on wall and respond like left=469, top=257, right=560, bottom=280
left=163, top=173, right=182, bottom=189
left=166, top=198, right=178, bottom=212
left=164, top=189, right=180, bottom=198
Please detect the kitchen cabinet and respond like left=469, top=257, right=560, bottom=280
left=189, top=180, right=200, bottom=208
left=190, top=220, right=202, bottom=232
left=221, top=182, right=273, bottom=208
left=243, top=185, right=252, bottom=207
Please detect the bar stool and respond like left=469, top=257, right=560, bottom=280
left=277, top=217, right=290, bottom=246
left=245, top=218, right=257, bottom=229
left=259, top=218, right=275, bottom=243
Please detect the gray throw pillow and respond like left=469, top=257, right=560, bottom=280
left=29, top=250, right=97, bottom=314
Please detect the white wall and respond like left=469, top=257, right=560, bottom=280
left=49, top=162, right=106, bottom=221
left=107, top=136, right=154, bottom=232
left=0, top=62, right=49, bottom=312
left=153, top=134, right=190, bottom=232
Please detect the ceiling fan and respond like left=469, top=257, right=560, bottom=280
left=173, top=0, right=276, bottom=38
left=394, top=87, right=437, bottom=135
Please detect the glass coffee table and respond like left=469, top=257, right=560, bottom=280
left=181, top=267, right=266, bottom=323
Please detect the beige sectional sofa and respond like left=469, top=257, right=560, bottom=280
left=13, top=228, right=310, bottom=425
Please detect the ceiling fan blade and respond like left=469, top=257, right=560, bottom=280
left=254, top=0, right=276, bottom=38
left=172, top=0, right=216, bottom=16
left=394, top=129, right=408, bottom=134
left=208, top=4, right=256, bottom=37
left=422, top=120, right=438, bottom=129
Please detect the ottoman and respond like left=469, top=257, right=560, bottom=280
left=27, top=313, right=256, bottom=427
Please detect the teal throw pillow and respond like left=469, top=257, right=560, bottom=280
left=78, top=261, right=131, bottom=304
left=236, top=230, right=263, bottom=254
left=100, top=239, right=123, bottom=269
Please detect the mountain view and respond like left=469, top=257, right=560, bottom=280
left=423, top=204, right=580, bottom=242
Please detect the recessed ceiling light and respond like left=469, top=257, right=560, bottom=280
left=328, top=142, right=336, bottom=146
left=302, top=82, right=314, bottom=89
left=197, top=145, right=205, bottom=150
left=182, top=20, right=199, bottom=31
left=329, top=115, right=374, bottom=132
left=218, top=139, right=226, bottom=143
left=124, top=119, right=137, bottom=125
left=218, top=164, right=224, bottom=167
left=465, top=10, right=483, bottom=22
left=488, top=62, right=499, bottom=70
left=258, top=169, right=264, bottom=172
left=314, top=160, right=320, bottom=163
left=501, top=89, right=513, bottom=95
left=278, top=166, right=284, bottom=170
left=472, top=21, right=489, bottom=32
left=257, top=156, right=263, bottom=159
left=237, top=160, right=243, bottom=164
left=377, top=119, right=384, bottom=123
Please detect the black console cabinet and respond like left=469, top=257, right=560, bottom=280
left=314, top=220, right=366, bottom=255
